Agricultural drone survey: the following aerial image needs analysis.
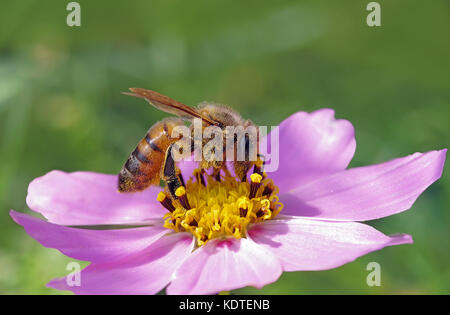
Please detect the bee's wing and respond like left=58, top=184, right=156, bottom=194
left=124, top=88, right=219, bottom=126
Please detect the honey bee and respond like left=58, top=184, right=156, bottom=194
left=118, top=88, right=260, bottom=198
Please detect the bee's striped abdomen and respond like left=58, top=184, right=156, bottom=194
left=118, top=117, right=183, bottom=192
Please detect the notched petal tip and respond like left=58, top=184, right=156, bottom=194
left=434, top=148, right=447, bottom=178
left=387, top=233, right=413, bottom=246
left=9, top=209, right=25, bottom=225
left=46, top=277, right=66, bottom=291
left=9, top=209, right=43, bottom=227
left=266, top=108, right=357, bottom=191
left=284, top=148, right=448, bottom=221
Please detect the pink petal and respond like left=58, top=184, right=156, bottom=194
left=47, top=233, right=194, bottom=294
left=177, top=155, right=199, bottom=180
left=26, top=171, right=166, bottom=225
left=10, top=210, right=168, bottom=264
left=249, top=217, right=412, bottom=272
left=262, top=109, right=356, bottom=192
left=281, top=149, right=446, bottom=221
left=167, top=237, right=282, bottom=295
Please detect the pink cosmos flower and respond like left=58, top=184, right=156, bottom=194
left=11, top=109, right=446, bottom=295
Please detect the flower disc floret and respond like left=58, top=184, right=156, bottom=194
left=162, top=169, right=283, bottom=246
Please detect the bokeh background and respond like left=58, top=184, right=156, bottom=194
left=0, top=0, right=449, bottom=294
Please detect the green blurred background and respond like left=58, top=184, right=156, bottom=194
left=0, top=0, right=449, bottom=294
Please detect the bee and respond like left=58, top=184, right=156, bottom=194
left=118, top=88, right=260, bottom=198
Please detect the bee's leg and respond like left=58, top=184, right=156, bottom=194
left=163, top=143, right=182, bottom=199
left=234, top=154, right=265, bottom=182
left=234, top=161, right=252, bottom=182
left=234, top=132, right=262, bottom=182
left=211, top=167, right=221, bottom=182
left=176, top=167, right=186, bottom=187
left=222, top=162, right=232, bottom=177
left=209, top=160, right=224, bottom=182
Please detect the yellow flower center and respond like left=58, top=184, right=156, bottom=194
left=158, top=166, right=283, bottom=246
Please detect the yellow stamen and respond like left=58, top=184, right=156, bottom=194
left=175, top=186, right=191, bottom=209
left=175, top=186, right=186, bottom=197
left=162, top=168, right=283, bottom=246
left=250, top=173, right=262, bottom=183
left=157, top=191, right=166, bottom=202
left=249, top=173, right=263, bottom=199
left=157, top=191, right=175, bottom=212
